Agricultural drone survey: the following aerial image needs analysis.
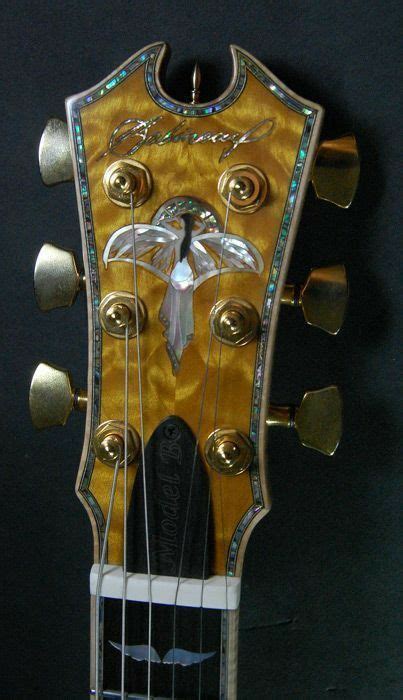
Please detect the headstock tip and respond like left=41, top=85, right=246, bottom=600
left=311, top=134, right=360, bottom=208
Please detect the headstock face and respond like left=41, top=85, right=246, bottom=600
left=65, top=42, right=324, bottom=576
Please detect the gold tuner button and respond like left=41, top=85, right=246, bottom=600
left=92, top=420, right=140, bottom=467
left=205, top=428, right=254, bottom=476
left=281, top=264, right=348, bottom=335
left=99, top=291, right=146, bottom=339
left=210, top=297, right=260, bottom=346
left=103, top=158, right=153, bottom=208
left=267, top=386, right=342, bottom=456
left=39, top=118, right=73, bottom=186
left=311, top=134, right=360, bottom=208
left=29, top=362, right=87, bottom=429
left=218, top=164, right=268, bottom=214
left=34, top=243, right=85, bottom=312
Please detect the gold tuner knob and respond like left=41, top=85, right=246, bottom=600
left=311, top=134, right=360, bottom=208
left=205, top=428, right=254, bottom=476
left=34, top=243, right=85, bottom=312
left=281, top=264, right=348, bottom=335
left=29, top=362, right=87, bottom=429
left=267, top=386, right=342, bottom=456
left=39, top=118, right=74, bottom=186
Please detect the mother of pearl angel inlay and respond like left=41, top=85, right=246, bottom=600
left=103, top=197, right=264, bottom=373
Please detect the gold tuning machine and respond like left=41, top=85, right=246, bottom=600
left=92, top=421, right=140, bottom=467
left=311, top=134, right=360, bottom=208
left=34, top=243, right=85, bottom=311
left=218, top=164, right=268, bottom=213
left=29, top=362, right=87, bottom=429
left=267, top=386, right=342, bottom=456
left=210, top=297, right=260, bottom=346
left=39, top=118, right=74, bottom=186
left=205, top=428, right=254, bottom=476
left=281, top=264, right=348, bottom=335
left=103, top=158, right=153, bottom=207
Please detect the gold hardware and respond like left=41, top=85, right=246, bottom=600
left=38, top=118, right=74, bottom=186
left=34, top=243, right=85, bottom=311
left=205, top=428, right=254, bottom=476
left=191, top=63, right=201, bottom=104
left=210, top=297, right=260, bottom=346
left=266, top=386, right=342, bottom=456
left=311, top=134, right=360, bottom=208
left=99, top=291, right=146, bottom=339
left=218, top=164, right=268, bottom=213
left=281, top=264, right=348, bottom=335
left=92, top=420, right=140, bottom=467
left=29, top=362, right=87, bottom=429
left=103, top=158, right=152, bottom=207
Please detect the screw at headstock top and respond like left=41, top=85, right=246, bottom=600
left=191, top=63, right=201, bottom=104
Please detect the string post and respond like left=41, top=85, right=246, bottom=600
left=92, top=420, right=140, bottom=467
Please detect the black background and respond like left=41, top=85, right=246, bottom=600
left=2, top=1, right=401, bottom=698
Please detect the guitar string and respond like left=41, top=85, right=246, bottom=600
left=171, top=191, right=232, bottom=700
left=130, top=192, right=153, bottom=700
left=95, top=447, right=123, bottom=700
left=198, top=291, right=229, bottom=699
left=197, top=489, right=211, bottom=699
left=120, top=322, right=129, bottom=699
left=214, top=332, right=230, bottom=697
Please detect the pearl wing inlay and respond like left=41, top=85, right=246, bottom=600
left=103, top=197, right=264, bottom=372
left=110, top=641, right=215, bottom=667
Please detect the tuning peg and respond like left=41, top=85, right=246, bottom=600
left=266, top=386, right=342, bottom=456
left=281, top=264, right=348, bottom=335
left=29, top=362, right=87, bottom=429
left=34, top=243, right=85, bottom=311
left=39, top=118, right=73, bottom=186
left=311, top=134, right=360, bottom=208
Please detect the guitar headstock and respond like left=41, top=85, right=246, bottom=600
left=29, top=43, right=359, bottom=697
